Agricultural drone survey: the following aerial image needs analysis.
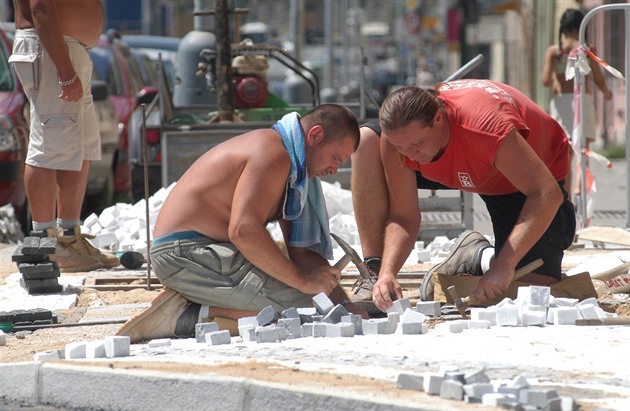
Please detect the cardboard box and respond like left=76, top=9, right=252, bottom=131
left=433, top=271, right=598, bottom=306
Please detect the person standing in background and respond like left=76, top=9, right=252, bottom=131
left=540, top=8, right=612, bottom=197
left=10, top=0, right=119, bottom=271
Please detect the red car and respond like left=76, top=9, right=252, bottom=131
left=0, top=27, right=29, bottom=232
left=90, top=32, right=149, bottom=198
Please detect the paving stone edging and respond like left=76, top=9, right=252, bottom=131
left=0, top=361, right=460, bottom=411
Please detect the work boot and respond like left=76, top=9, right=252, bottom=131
left=350, top=257, right=381, bottom=302
left=420, top=231, right=492, bottom=301
left=46, top=228, right=105, bottom=273
left=116, top=287, right=201, bottom=343
left=59, top=226, right=120, bottom=269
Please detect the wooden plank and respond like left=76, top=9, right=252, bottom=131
left=576, top=226, right=630, bottom=247
left=576, top=318, right=630, bottom=326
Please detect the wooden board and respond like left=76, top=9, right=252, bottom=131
left=576, top=318, right=630, bottom=326
left=576, top=226, right=630, bottom=247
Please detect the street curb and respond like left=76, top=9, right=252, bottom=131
left=0, top=361, right=455, bottom=411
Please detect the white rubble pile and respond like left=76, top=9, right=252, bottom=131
left=0, top=204, right=25, bottom=244
left=81, top=181, right=481, bottom=266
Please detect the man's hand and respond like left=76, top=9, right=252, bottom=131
left=58, top=75, right=83, bottom=102
left=471, top=264, right=514, bottom=303
left=372, top=274, right=403, bottom=312
left=298, top=266, right=341, bottom=295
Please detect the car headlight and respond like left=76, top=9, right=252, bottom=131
left=0, top=114, right=19, bottom=152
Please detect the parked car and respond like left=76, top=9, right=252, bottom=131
left=84, top=72, right=120, bottom=214
left=123, top=35, right=181, bottom=202
left=89, top=31, right=151, bottom=199
left=123, top=35, right=180, bottom=94
left=0, top=26, right=29, bottom=233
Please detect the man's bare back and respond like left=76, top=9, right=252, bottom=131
left=14, top=0, right=104, bottom=47
left=154, top=129, right=290, bottom=242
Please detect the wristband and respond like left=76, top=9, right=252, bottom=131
left=58, top=73, right=78, bottom=87
left=339, top=299, right=352, bottom=306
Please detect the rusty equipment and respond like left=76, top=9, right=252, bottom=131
left=447, top=258, right=544, bottom=318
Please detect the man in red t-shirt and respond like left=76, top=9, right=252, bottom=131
left=351, top=80, right=575, bottom=312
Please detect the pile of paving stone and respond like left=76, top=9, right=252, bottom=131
left=396, top=368, right=577, bottom=410
left=12, top=235, right=62, bottom=295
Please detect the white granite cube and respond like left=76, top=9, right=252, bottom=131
left=148, top=338, right=172, bottom=348
left=526, top=286, right=551, bottom=307
left=237, top=316, right=258, bottom=328
left=401, top=322, right=427, bottom=335
left=553, top=307, right=579, bottom=325
left=466, top=320, right=491, bottom=330
left=256, top=305, right=276, bottom=326
left=387, top=312, right=400, bottom=334
left=105, top=336, right=130, bottom=358
left=277, top=318, right=302, bottom=339
left=416, top=301, right=441, bottom=317
left=323, top=304, right=350, bottom=324
left=401, top=308, right=427, bottom=323
left=550, top=297, right=578, bottom=307
left=205, top=330, right=231, bottom=346
left=423, top=373, right=444, bottom=395
left=313, top=292, right=334, bottom=315
left=521, top=310, right=546, bottom=327
left=577, top=304, right=599, bottom=320
left=496, top=304, right=518, bottom=327
left=362, top=318, right=390, bottom=335
left=65, top=341, right=87, bottom=359
left=239, top=326, right=256, bottom=342
left=387, top=298, right=412, bottom=314
left=397, top=373, right=424, bottom=391
left=471, top=307, right=497, bottom=325
left=34, top=350, right=60, bottom=361
left=195, top=322, right=219, bottom=343
left=434, top=321, right=464, bottom=334
left=301, top=323, right=314, bottom=338
left=85, top=340, right=106, bottom=359
left=313, top=322, right=327, bottom=338
left=281, top=307, right=300, bottom=319
left=341, top=314, right=363, bottom=335
left=577, top=297, right=599, bottom=307
left=326, top=322, right=355, bottom=338
left=255, top=325, right=277, bottom=343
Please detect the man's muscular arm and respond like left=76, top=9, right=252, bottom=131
left=28, top=0, right=82, bottom=101
left=228, top=140, right=339, bottom=296
left=473, top=130, right=564, bottom=302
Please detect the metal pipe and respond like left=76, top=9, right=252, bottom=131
left=141, top=103, right=152, bottom=291
left=578, top=3, right=630, bottom=228
left=215, top=0, right=234, bottom=122
left=444, top=54, right=485, bottom=82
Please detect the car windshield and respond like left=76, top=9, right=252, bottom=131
left=90, top=45, right=125, bottom=97
left=0, top=41, right=14, bottom=92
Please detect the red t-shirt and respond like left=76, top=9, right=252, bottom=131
left=402, top=80, right=570, bottom=195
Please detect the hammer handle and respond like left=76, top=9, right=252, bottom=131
left=334, top=253, right=353, bottom=271
left=462, top=258, right=544, bottom=305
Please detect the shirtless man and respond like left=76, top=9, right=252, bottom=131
left=117, top=105, right=365, bottom=342
left=10, top=0, right=118, bottom=271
